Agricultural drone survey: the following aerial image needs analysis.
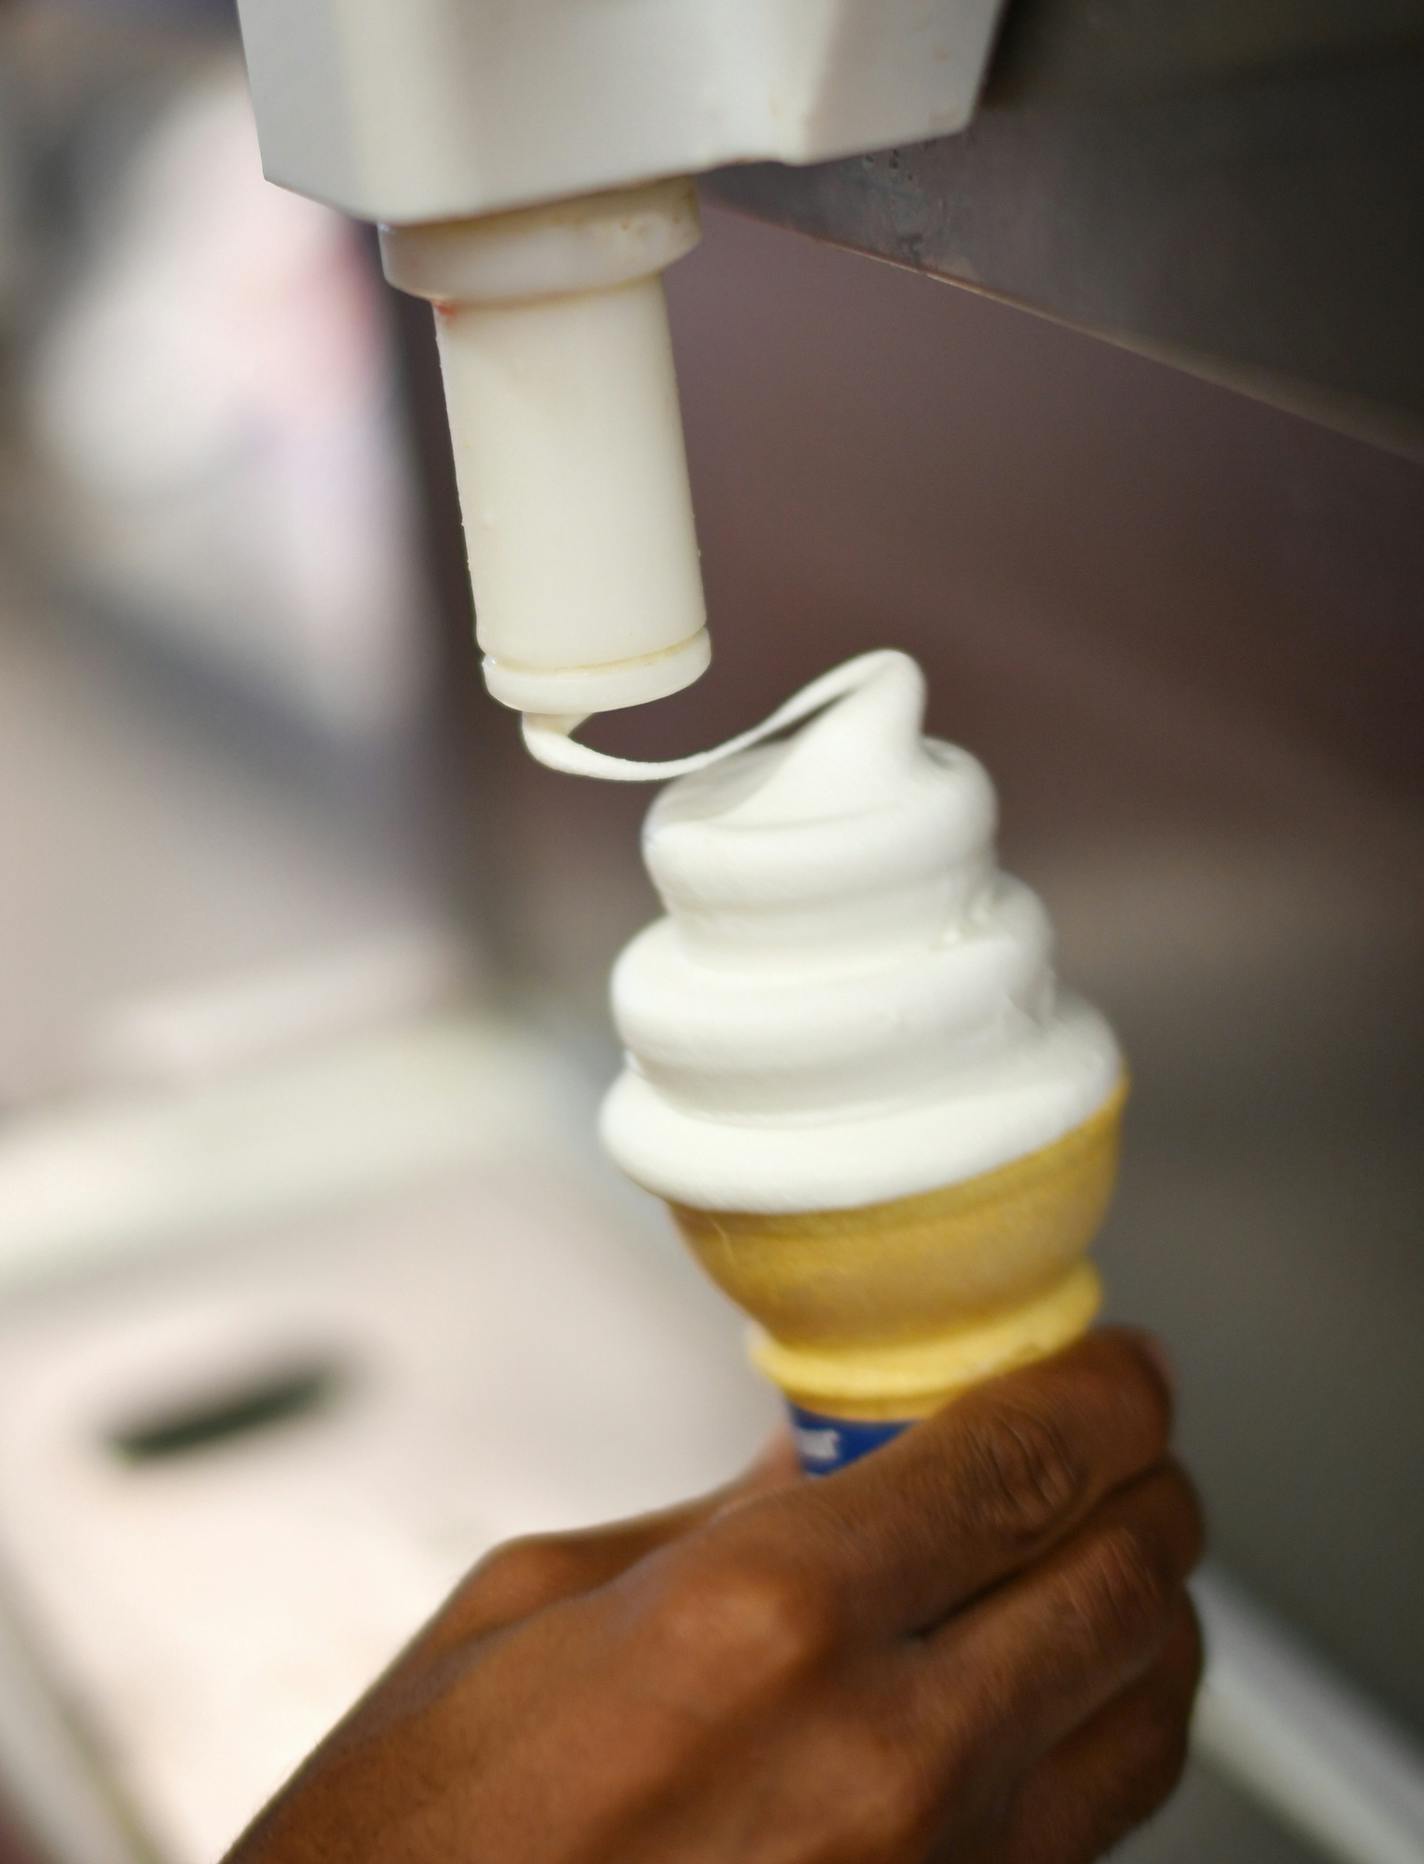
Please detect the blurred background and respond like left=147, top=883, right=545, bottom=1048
left=1, top=2, right=1422, bottom=1860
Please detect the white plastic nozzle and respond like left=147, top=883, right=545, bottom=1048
left=240, top=0, right=1011, bottom=724
left=382, top=179, right=709, bottom=717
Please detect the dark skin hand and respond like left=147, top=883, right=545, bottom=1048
left=227, top=1330, right=1203, bottom=1864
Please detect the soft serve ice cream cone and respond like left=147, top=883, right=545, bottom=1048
left=600, top=652, right=1126, bottom=1472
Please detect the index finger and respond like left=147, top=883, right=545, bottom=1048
left=746, top=1329, right=1174, bottom=1641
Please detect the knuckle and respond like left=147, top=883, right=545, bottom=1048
left=1106, top=1332, right=1176, bottom=1437
left=1173, top=1595, right=1207, bottom=1696
left=1130, top=1692, right=1194, bottom=1816
left=1169, top=1464, right=1209, bottom=1573
left=812, top=1722, right=932, bottom=1861
left=1089, top=1715, right=1191, bottom=1858
left=645, top=1544, right=838, bottom=1698
left=466, top=1534, right=588, bottom=1620
left=1148, top=1716, right=1193, bottom=1807
left=1076, top=1524, right=1173, bottom=1647
left=963, top=1401, right=1084, bottom=1548
left=1065, top=1669, right=1197, bottom=1858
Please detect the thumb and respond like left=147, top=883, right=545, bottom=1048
left=441, top=1432, right=799, bottom=1640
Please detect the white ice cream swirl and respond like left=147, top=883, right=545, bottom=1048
left=600, top=652, right=1121, bottom=1213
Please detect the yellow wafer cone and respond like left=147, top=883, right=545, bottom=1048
left=666, top=1079, right=1127, bottom=1470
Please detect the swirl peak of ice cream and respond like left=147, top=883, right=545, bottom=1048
left=600, top=651, right=1122, bottom=1213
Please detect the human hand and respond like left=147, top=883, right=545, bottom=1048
left=228, top=1329, right=1202, bottom=1863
